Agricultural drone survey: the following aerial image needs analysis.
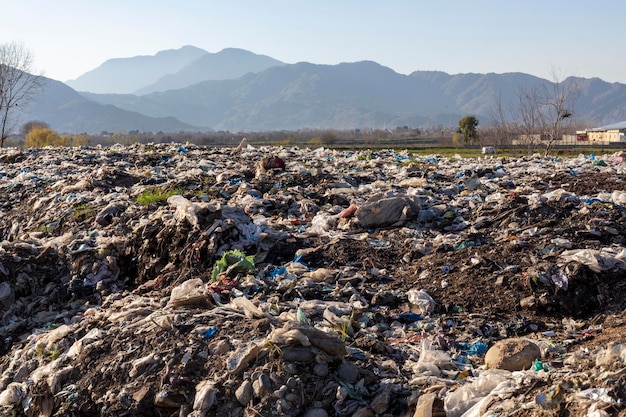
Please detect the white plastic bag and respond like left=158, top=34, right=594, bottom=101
left=444, top=370, right=513, bottom=417
left=407, top=288, right=436, bottom=315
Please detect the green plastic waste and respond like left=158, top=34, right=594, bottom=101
left=211, top=250, right=255, bottom=281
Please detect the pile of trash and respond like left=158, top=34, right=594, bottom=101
left=0, top=143, right=625, bottom=416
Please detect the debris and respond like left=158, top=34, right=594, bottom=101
left=0, top=144, right=624, bottom=416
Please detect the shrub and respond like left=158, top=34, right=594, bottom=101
left=71, top=134, right=92, bottom=147
left=308, top=137, right=323, bottom=148
left=24, top=126, right=67, bottom=148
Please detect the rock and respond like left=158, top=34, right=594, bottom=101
left=313, top=362, right=329, bottom=377
left=252, top=373, right=272, bottom=398
left=285, top=392, right=299, bottom=402
left=337, top=362, right=359, bottom=384
left=284, top=362, right=298, bottom=374
left=303, top=408, right=329, bottom=417
left=282, top=346, right=315, bottom=362
left=235, top=380, right=252, bottom=406
left=485, top=338, right=541, bottom=371
left=370, top=384, right=391, bottom=414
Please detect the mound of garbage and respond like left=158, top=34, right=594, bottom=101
left=0, top=143, right=625, bottom=416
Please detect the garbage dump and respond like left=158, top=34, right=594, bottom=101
left=0, top=143, right=625, bottom=416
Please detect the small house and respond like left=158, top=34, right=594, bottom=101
left=585, top=121, right=626, bottom=144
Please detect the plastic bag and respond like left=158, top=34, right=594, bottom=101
left=211, top=250, right=255, bottom=280
left=559, top=247, right=626, bottom=272
left=444, top=370, right=512, bottom=417
left=168, top=194, right=200, bottom=228
left=168, top=278, right=209, bottom=307
left=415, top=339, right=453, bottom=376
left=407, top=289, right=436, bottom=315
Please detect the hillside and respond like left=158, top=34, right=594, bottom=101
left=21, top=77, right=199, bottom=134
left=18, top=47, right=626, bottom=133
left=81, top=61, right=626, bottom=131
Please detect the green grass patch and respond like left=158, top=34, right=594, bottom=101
left=72, top=203, right=97, bottom=218
left=136, top=187, right=186, bottom=205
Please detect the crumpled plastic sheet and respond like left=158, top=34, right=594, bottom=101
left=559, top=247, right=626, bottom=272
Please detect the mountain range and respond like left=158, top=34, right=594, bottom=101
left=18, top=46, right=626, bottom=134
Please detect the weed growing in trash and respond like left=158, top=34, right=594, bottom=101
left=72, top=203, right=97, bottom=218
left=46, top=344, right=61, bottom=361
left=340, top=310, right=356, bottom=341
left=264, top=340, right=283, bottom=358
left=35, top=342, right=61, bottom=362
left=136, top=187, right=185, bottom=205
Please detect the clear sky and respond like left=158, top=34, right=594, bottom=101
left=2, top=1, right=625, bottom=84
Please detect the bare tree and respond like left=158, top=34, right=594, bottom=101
left=540, top=70, right=577, bottom=156
left=518, top=69, right=578, bottom=156
left=0, top=42, right=43, bottom=147
left=489, top=93, right=514, bottom=147
left=517, top=84, right=543, bottom=154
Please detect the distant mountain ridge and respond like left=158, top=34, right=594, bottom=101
left=21, top=77, right=198, bottom=133
left=66, top=46, right=285, bottom=95
left=24, top=47, right=626, bottom=133
left=65, top=45, right=209, bottom=94
left=135, top=48, right=285, bottom=95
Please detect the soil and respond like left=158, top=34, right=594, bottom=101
left=0, top=146, right=625, bottom=416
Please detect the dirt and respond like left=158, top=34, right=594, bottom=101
left=0, top=145, right=625, bottom=416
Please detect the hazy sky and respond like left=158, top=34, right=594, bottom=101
left=2, top=1, right=625, bottom=83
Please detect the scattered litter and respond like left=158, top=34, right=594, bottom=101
left=0, top=143, right=624, bottom=416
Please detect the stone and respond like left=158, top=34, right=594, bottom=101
left=313, top=362, right=329, bottom=377
left=282, top=346, right=315, bottom=362
left=484, top=338, right=541, bottom=371
left=252, top=373, right=272, bottom=398
left=337, top=362, right=359, bottom=384
left=370, top=384, right=391, bottom=414
left=303, top=408, right=329, bottom=417
left=285, top=392, right=299, bottom=403
left=235, top=380, right=252, bottom=406
left=284, top=362, right=298, bottom=375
